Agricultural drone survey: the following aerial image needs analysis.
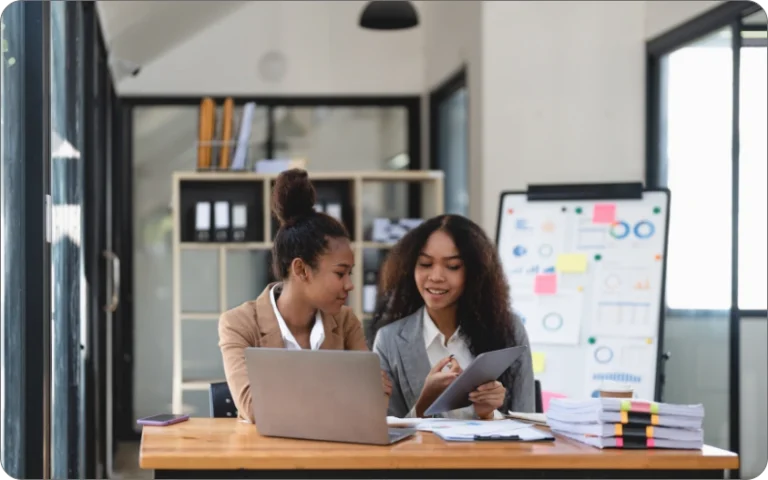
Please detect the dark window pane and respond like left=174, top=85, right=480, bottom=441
left=1, top=2, right=26, bottom=475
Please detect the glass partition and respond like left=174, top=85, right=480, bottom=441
left=737, top=30, right=767, bottom=311
left=1, top=2, right=28, bottom=475
left=50, top=1, right=86, bottom=477
left=659, top=27, right=733, bottom=312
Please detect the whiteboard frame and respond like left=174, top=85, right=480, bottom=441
left=494, top=186, right=672, bottom=402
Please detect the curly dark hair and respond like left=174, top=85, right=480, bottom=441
left=367, top=215, right=524, bottom=399
left=271, top=169, right=349, bottom=279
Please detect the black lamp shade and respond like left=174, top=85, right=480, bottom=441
left=359, top=1, right=419, bottom=30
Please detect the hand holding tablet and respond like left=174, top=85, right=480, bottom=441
left=469, top=380, right=507, bottom=419
left=424, top=346, right=528, bottom=417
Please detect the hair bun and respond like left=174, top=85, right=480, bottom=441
left=272, top=168, right=317, bottom=225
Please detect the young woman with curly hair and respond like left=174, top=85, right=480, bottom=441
left=369, top=214, right=534, bottom=419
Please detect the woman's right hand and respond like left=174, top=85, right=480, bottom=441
left=415, top=356, right=462, bottom=417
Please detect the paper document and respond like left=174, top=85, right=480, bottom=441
left=548, top=397, right=705, bottom=418
left=422, top=419, right=530, bottom=441
left=431, top=421, right=553, bottom=442
left=385, top=417, right=458, bottom=430
left=435, top=426, right=552, bottom=443
left=506, top=411, right=547, bottom=425
left=386, top=417, right=423, bottom=428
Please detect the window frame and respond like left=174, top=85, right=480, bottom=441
left=429, top=66, right=469, bottom=216
left=1, top=2, right=51, bottom=479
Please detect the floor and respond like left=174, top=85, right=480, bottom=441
left=114, top=442, right=151, bottom=479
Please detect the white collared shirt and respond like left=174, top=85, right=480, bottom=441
left=270, top=285, right=325, bottom=350
left=422, top=308, right=474, bottom=376
left=402, top=309, right=503, bottom=420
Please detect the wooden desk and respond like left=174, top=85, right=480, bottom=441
left=139, top=418, right=738, bottom=479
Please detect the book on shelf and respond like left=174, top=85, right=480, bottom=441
left=197, top=97, right=215, bottom=170
left=219, top=97, right=234, bottom=170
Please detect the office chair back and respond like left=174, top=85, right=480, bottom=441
left=534, top=379, right=543, bottom=413
left=209, top=381, right=239, bottom=418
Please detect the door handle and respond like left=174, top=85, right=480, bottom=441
left=103, top=250, right=120, bottom=312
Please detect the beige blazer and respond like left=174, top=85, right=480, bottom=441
left=218, top=282, right=368, bottom=421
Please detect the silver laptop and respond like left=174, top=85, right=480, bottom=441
left=244, top=347, right=416, bottom=445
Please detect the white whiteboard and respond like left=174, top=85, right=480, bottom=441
left=495, top=190, right=669, bottom=402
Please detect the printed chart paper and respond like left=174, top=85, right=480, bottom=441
left=514, top=290, right=584, bottom=345
left=584, top=337, right=656, bottom=401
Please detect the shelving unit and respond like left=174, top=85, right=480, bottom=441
left=171, top=170, right=444, bottom=413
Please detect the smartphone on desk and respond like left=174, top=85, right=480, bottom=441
left=136, top=414, right=189, bottom=426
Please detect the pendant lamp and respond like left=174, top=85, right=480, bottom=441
left=359, top=1, right=419, bottom=30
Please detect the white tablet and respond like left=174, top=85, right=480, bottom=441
left=423, top=345, right=528, bottom=417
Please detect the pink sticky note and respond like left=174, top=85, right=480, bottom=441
left=593, top=203, right=617, bottom=224
left=534, top=274, right=557, bottom=295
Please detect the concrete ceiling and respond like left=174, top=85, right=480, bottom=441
left=96, top=1, right=248, bottom=66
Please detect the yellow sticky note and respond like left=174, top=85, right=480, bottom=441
left=556, top=253, right=588, bottom=273
left=532, top=352, right=546, bottom=374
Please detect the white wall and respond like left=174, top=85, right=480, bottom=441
left=479, top=0, right=646, bottom=233
left=105, top=1, right=424, bottom=95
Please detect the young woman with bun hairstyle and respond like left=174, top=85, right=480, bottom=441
left=219, top=169, right=391, bottom=422
left=369, top=214, right=534, bottom=419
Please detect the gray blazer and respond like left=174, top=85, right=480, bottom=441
left=373, top=307, right=535, bottom=418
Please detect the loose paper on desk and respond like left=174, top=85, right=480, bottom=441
left=386, top=417, right=427, bottom=428
left=387, top=418, right=528, bottom=433
left=428, top=420, right=551, bottom=442
left=425, top=419, right=529, bottom=438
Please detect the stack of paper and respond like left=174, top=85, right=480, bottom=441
left=547, top=398, right=705, bottom=450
